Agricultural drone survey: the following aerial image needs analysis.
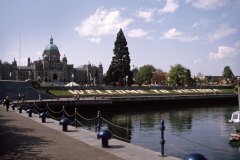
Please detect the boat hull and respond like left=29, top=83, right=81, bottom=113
left=234, top=123, right=240, bottom=132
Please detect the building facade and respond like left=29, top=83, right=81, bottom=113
left=0, top=37, right=103, bottom=85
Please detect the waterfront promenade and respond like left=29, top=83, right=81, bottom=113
left=24, top=93, right=237, bottom=112
left=0, top=105, right=179, bottom=160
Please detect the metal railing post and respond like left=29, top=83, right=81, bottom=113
left=97, top=111, right=101, bottom=133
left=62, top=106, right=65, bottom=118
left=160, top=120, right=166, bottom=157
left=75, top=108, right=77, bottom=128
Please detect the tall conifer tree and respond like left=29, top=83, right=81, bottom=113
left=106, top=29, right=132, bottom=86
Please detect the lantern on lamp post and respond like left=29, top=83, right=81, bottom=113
left=125, top=75, right=128, bottom=87
left=9, top=72, right=12, bottom=80
left=71, top=73, right=74, bottom=87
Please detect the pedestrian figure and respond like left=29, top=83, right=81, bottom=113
left=22, top=94, right=25, bottom=103
left=4, top=96, right=11, bottom=112
left=18, top=93, right=21, bottom=103
left=39, top=93, right=42, bottom=101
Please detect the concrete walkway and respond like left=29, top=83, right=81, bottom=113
left=0, top=105, right=179, bottom=160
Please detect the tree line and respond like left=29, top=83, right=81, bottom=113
left=104, top=29, right=235, bottom=86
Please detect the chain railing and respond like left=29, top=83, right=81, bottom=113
left=100, top=116, right=131, bottom=131
left=31, top=103, right=132, bottom=142
left=76, top=112, right=98, bottom=121
left=6, top=102, right=236, bottom=157
left=165, top=128, right=237, bottom=154
left=47, top=111, right=62, bottom=120
left=47, top=105, right=63, bottom=114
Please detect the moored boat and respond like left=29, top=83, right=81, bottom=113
left=229, top=111, right=240, bottom=132
left=229, top=83, right=240, bottom=132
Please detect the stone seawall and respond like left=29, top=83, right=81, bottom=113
left=26, top=94, right=238, bottom=112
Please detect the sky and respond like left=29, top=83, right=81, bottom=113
left=0, top=0, right=239, bottom=76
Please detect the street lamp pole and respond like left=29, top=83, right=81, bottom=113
left=28, top=71, right=31, bottom=80
left=71, top=73, right=74, bottom=87
left=125, top=75, right=128, bottom=87
left=167, top=77, right=170, bottom=86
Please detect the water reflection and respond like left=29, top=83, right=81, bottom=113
left=168, top=110, right=192, bottom=132
left=78, top=106, right=240, bottom=160
left=107, top=115, right=132, bottom=142
left=229, top=141, right=240, bottom=150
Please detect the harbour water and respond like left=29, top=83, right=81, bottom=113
left=82, top=105, right=240, bottom=160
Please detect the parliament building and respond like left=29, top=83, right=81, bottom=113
left=0, top=37, right=103, bottom=85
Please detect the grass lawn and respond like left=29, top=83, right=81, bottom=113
left=49, top=88, right=235, bottom=97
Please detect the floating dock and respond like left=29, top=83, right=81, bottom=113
left=230, top=133, right=240, bottom=141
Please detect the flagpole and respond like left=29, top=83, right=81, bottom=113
left=19, top=32, right=21, bottom=66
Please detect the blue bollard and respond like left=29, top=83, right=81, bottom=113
left=17, top=106, right=23, bottom=113
left=183, top=153, right=208, bottom=160
left=59, top=117, right=71, bottom=131
left=97, top=129, right=112, bottom=148
left=11, top=104, right=16, bottom=110
left=39, top=112, right=48, bottom=123
left=27, top=108, right=33, bottom=117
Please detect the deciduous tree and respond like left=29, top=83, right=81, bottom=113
left=136, top=65, right=156, bottom=85
left=151, top=69, right=167, bottom=85
left=167, top=64, right=192, bottom=86
left=223, top=66, right=234, bottom=79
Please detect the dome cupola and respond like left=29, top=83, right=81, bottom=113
left=12, top=58, right=17, bottom=65
left=42, top=36, right=60, bottom=61
left=62, top=54, right=67, bottom=61
left=44, top=36, right=59, bottom=52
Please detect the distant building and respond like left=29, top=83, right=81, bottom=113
left=0, top=37, right=103, bottom=85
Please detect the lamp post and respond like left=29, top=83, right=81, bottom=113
left=71, top=73, right=74, bottom=87
left=28, top=71, right=31, bottom=80
left=125, top=75, right=128, bottom=87
left=90, top=76, right=93, bottom=86
left=167, top=77, right=170, bottom=86
left=93, top=77, right=96, bottom=86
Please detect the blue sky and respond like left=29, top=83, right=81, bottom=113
left=0, top=0, right=239, bottom=76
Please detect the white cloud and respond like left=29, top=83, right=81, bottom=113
left=162, top=28, right=182, bottom=38
left=193, top=58, right=202, bottom=64
left=35, top=51, right=42, bottom=57
left=186, top=0, right=228, bottom=10
left=20, top=57, right=28, bottom=66
left=192, top=19, right=210, bottom=28
left=75, top=8, right=133, bottom=43
left=235, top=41, right=240, bottom=49
left=159, top=0, right=179, bottom=14
left=208, top=25, right=237, bottom=41
left=136, top=9, right=154, bottom=22
left=88, top=37, right=101, bottom=43
left=2, top=51, right=19, bottom=63
left=160, top=28, right=199, bottom=42
left=208, top=41, right=240, bottom=60
left=128, top=29, right=149, bottom=38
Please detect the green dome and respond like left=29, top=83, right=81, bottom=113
left=12, top=58, right=17, bottom=65
left=44, top=37, right=59, bottom=52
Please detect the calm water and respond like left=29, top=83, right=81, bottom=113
left=81, top=105, right=240, bottom=160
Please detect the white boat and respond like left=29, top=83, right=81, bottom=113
left=229, top=85, right=240, bottom=132
left=229, top=111, right=240, bottom=132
